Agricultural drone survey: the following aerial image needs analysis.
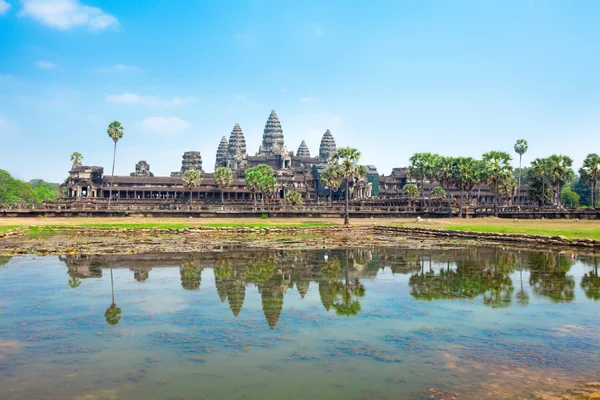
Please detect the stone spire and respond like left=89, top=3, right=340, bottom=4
left=296, top=140, right=311, bottom=158
left=319, top=129, right=336, bottom=161
left=181, top=151, right=202, bottom=173
left=227, top=123, right=246, bottom=158
left=215, top=136, right=228, bottom=169
left=259, top=110, right=285, bottom=155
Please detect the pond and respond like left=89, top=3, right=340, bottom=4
left=1, top=247, right=599, bottom=399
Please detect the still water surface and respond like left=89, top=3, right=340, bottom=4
left=1, top=247, right=599, bottom=399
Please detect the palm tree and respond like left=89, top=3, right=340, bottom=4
left=430, top=186, right=446, bottom=209
left=182, top=169, right=203, bottom=206
left=514, top=139, right=528, bottom=204
left=547, top=154, right=574, bottom=207
left=70, top=152, right=84, bottom=168
left=214, top=166, right=233, bottom=203
left=528, top=158, right=552, bottom=206
left=434, top=156, right=455, bottom=217
left=452, top=157, right=479, bottom=218
left=104, top=268, right=122, bottom=325
left=579, top=153, right=600, bottom=208
left=106, top=121, right=124, bottom=204
left=402, top=183, right=419, bottom=211
left=482, top=151, right=513, bottom=216
left=409, top=152, right=431, bottom=204
left=330, top=147, right=364, bottom=226
left=321, top=166, right=343, bottom=205
left=284, top=190, right=303, bottom=206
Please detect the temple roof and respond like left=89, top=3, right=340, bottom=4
left=259, top=110, right=285, bottom=155
left=215, top=136, right=228, bottom=168
left=319, top=129, right=336, bottom=160
left=296, top=140, right=310, bottom=158
left=227, top=123, right=246, bottom=157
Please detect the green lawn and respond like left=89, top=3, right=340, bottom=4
left=0, top=226, right=20, bottom=233
left=392, top=220, right=600, bottom=241
left=53, top=221, right=335, bottom=230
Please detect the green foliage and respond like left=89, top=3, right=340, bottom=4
left=321, top=165, right=343, bottom=191
left=572, top=177, right=592, bottom=207
left=104, top=303, right=122, bottom=325
left=107, top=121, right=124, bottom=142
left=182, top=169, right=203, bottom=204
left=579, top=153, right=600, bottom=207
left=430, top=186, right=447, bottom=199
left=284, top=190, right=303, bottom=206
left=560, top=188, right=580, bottom=208
left=214, top=167, right=233, bottom=189
left=245, top=164, right=276, bottom=204
left=514, top=139, right=528, bottom=156
left=260, top=213, right=269, bottom=219
left=402, top=183, right=419, bottom=198
left=70, top=152, right=83, bottom=167
left=0, top=169, right=59, bottom=204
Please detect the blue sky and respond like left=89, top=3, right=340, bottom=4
left=1, top=0, right=599, bottom=182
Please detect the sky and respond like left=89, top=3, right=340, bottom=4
left=1, top=0, right=600, bottom=182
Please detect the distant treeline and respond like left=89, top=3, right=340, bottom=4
left=0, top=169, right=61, bottom=204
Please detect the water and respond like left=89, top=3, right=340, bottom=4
left=1, top=247, right=599, bottom=399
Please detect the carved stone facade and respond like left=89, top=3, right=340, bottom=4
left=171, top=151, right=203, bottom=177
left=226, top=123, right=248, bottom=172
left=131, top=160, right=154, bottom=177
left=258, top=110, right=289, bottom=156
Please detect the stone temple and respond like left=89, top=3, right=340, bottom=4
left=62, top=109, right=385, bottom=202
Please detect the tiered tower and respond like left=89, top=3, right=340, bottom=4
left=227, top=123, right=247, bottom=171
left=181, top=151, right=203, bottom=173
left=319, top=129, right=336, bottom=161
left=215, top=136, right=228, bottom=169
left=258, top=110, right=286, bottom=155
left=130, top=160, right=154, bottom=177
left=296, top=140, right=311, bottom=158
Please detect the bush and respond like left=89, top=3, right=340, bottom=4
left=284, top=190, right=303, bottom=206
left=260, top=213, right=269, bottom=219
left=561, top=188, right=580, bottom=208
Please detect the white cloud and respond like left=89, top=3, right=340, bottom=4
left=96, top=64, right=141, bottom=73
left=0, top=115, right=18, bottom=136
left=0, top=0, right=11, bottom=15
left=18, top=0, right=118, bottom=31
left=105, top=93, right=197, bottom=107
left=36, top=60, right=56, bottom=69
left=300, top=96, right=319, bottom=103
left=313, top=27, right=324, bottom=36
left=138, top=116, right=190, bottom=134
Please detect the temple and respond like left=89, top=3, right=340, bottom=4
left=60, top=109, right=527, bottom=204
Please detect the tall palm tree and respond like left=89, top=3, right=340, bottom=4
left=104, top=268, right=122, bottom=325
left=321, top=165, right=343, bottom=205
left=106, top=121, right=124, bottom=204
left=434, top=156, right=455, bottom=217
left=182, top=169, right=203, bottom=206
left=330, top=147, right=364, bottom=226
left=70, top=152, right=84, bottom=168
left=514, top=139, right=528, bottom=204
left=482, top=151, right=513, bottom=216
left=452, top=157, right=479, bottom=218
left=547, top=154, right=574, bottom=207
left=579, top=153, right=600, bottom=208
left=214, top=166, right=233, bottom=203
left=402, top=183, right=419, bottom=211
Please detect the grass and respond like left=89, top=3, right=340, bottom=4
left=0, top=226, right=20, bottom=233
left=393, top=219, right=600, bottom=241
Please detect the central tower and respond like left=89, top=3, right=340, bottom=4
left=258, top=110, right=287, bottom=156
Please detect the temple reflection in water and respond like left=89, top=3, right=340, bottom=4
left=58, top=247, right=600, bottom=329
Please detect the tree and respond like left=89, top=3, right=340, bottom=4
left=579, top=153, right=600, bottom=208
left=514, top=139, right=528, bottom=204
left=182, top=169, right=203, bottom=205
left=430, top=186, right=446, bottom=208
left=560, top=188, right=580, bottom=208
left=104, top=268, right=122, bottom=325
left=547, top=154, right=574, bottom=207
left=214, top=167, right=233, bottom=203
left=321, top=166, right=343, bottom=205
left=528, top=158, right=552, bottom=206
left=330, top=147, right=364, bottom=226
left=434, top=156, right=455, bottom=217
left=452, top=157, right=479, bottom=218
left=498, top=174, right=518, bottom=205
left=409, top=152, right=440, bottom=207
left=284, top=190, right=303, bottom=206
left=402, top=183, right=419, bottom=211
left=482, top=151, right=513, bottom=216
left=245, top=164, right=276, bottom=206
left=70, top=152, right=84, bottom=168
left=106, top=121, right=124, bottom=204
